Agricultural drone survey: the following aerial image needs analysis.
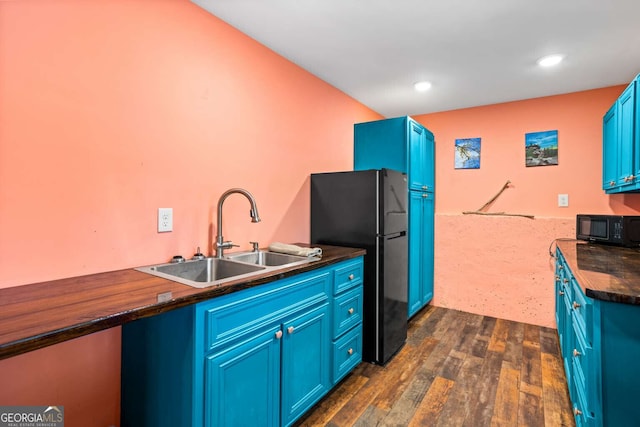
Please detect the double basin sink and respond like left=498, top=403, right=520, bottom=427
left=136, top=250, right=318, bottom=288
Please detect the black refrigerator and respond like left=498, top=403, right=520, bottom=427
left=310, top=168, right=408, bottom=365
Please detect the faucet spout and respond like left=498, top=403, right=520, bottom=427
left=215, top=188, right=261, bottom=258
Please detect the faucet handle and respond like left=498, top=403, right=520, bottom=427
left=250, top=241, right=260, bottom=252
left=217, top=241, right=238, bottom=250
left=192, top=246, right=205, bottom=260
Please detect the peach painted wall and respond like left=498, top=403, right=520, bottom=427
left=0, top=1, right=380, bottom=426
left=414, top=86, right=640, bottom=328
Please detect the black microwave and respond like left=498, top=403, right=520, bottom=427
left=576, top=214, right=640, bottom=247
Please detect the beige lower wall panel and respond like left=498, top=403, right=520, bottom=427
left=433, top=214, right=574, bottom=328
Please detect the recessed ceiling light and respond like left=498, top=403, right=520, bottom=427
left=537, top=54, right=564, bottom=67
left=414, top=81, right=432, bottom=92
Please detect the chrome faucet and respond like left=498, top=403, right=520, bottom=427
left=215, top=188, right=261, bottom=258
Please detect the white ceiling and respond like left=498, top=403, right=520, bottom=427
left=192, top=0, right=640, bottom=117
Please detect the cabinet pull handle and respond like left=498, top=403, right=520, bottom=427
left=287, top=326, right=295, bottom=334
left=563, top=278, right=569, bottom=284
left=610, top=181, right=616, bottom=186
left=348, top=308, right=354, bottom=315
left=573, top=301, right=581, bottom=309
left=275, top=330, right=283, bottom=339
left=574, top=407, right=582, bottom=416
left=573, top=348, right=581, bottom=357
left=555, top=275, right=560, bottom=281
left=348, top=274, right=355, bottom=280
left=347, top=348, right=353, bottom=355
left=559, top=265, right=564, bottom=270
left=422, top=193, right=427, bottom=198
left=559, top=290, right=565, bottom=296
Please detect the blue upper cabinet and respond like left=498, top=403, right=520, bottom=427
left=603, top=74, right=640, bottom=194
left=355, top=116, right=435, bottom=192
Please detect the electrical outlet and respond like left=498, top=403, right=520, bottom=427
left=158, top=208, right=173, bottom=232
left=558, top=194, right=569, bottom=207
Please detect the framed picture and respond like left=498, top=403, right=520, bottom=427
left=525, top=130, right=558, bottom=167
left=455, top=137, right=481, bottom=169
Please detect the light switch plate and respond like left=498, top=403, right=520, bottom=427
left=158, top=208, right=173, bottom=232
left=558, top=194, right=569, bottom=207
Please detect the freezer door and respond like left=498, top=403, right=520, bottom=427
left=311, top=170, right=378, bottom=246
left=381, top=169, right=408, bottom=236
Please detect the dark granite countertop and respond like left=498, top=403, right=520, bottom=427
left=0, top=244, right=366, bottom=360
left=556, top=239, right=640, bottom=305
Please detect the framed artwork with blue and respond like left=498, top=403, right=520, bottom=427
left=455, top=137, right=481, bottom=169
left=525, top=130, right=558, bottom=167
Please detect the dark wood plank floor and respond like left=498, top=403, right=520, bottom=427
left=296, top=305, right=574, bottom=427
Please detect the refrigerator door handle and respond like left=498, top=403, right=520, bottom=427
left=384, top=231, right=406, bottom=239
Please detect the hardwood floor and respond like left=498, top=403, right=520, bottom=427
left=296, top=305, right=574, bottom=427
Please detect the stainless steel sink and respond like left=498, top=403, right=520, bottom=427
left=135, top=257, right=266, bottom=289
left=225, top=250, right=313, bottom=267
left=136, top=251, right=319, bottom=288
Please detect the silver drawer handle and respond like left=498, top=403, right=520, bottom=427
left=287, top=326, right=295, bottom=334
left=573, top=301, right=581, bottom=309
left=563, top=278, right=569, bottom=284
left=347, top=348, right=353, bottom=355
left=574, top=407, right=582, bottom=416
left=275, top=330, right=283, bottom=339
left=348, top=274, right=355, bottom=280
left=348, top=308, right=354, bottom=315
left=559, top=290, right=565, bottom=296
left=573, top=348, right=581, bottom=357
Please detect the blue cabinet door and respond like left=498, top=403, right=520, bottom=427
left=424, top=131, right=435, bottom=193
left=617, top=82, right=636, bottom=189
left=408, top=119, right=435, bottom=192
left=408, top=191, right=424, bottom=318
left=281, top=303, right=331, bottom=427
left=421, top=193, right=434, bottom=307
left=408, top=191, right=434, bottom=318
left=603, top=103, right=618, bottom=192
left=205, top=325, right=281, bottom=427
left=408, top=120, right=427, bottom=191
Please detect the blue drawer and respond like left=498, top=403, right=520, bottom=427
left=333, top=286, right=363, bottom=338
left=332, top=324, right=362, bottom=384
left=202, top=270, right=330, bottom=352
left=333, top=260, right=363, bottom=295
left=571, top=279, right=593, bottom=344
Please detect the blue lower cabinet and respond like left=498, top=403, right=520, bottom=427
left=121, top=257, right=363, bottom=427
left=555, top=247, right=640, bottom=427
